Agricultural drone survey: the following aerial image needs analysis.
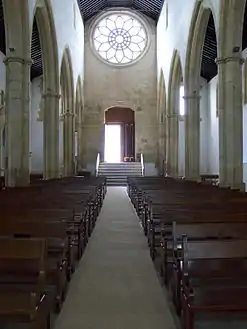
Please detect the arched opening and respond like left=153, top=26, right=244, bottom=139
left=157, top=69, right=166, bottom=175
left=200, top=12, right=218, bottom=175
left=31, top=0, right=59, bottom=179
left=104, top=107, right=135, bottom=163
left=167, top=50, right=183, bottom=177
left=185, top=4, right=218, bottom=180
left=60, top=48, right=75, bottom=176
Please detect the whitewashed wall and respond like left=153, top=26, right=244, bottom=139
left=28, top=0, right=84, bottom=172
left=28, top=0, right=84, bottom=89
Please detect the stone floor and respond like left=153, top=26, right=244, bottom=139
left=54, top=187, right=176, bottom=329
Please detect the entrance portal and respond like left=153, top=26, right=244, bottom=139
left=104, top=124, right=121, bottom=163
left=104, top=107, right=135, bottom=162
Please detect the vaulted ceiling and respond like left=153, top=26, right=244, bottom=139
left=77, top=0, right=164, bottom=22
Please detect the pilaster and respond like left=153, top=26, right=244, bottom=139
left=63, top=110, right=75, bottom=176
left=216, top=55, right=245, bottom=190
left=184, top=92, right=201, bottom=181
left=42, top=92, right=60, bottom=179
left=167, top=113, right=179, bottom=176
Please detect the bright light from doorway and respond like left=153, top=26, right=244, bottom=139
left=104, top=124, right=121, bottom=163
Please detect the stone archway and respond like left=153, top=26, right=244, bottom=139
left=167, top=50, right=183, bottom=177
left=32, top=0, right=60, bottom=179
left=60, top=47, right=75, bottom=176
left=104, top=106, right=135, bottom=162
left=75, top=76, right=84, bottom=170
left=184, top=1, right=218, bottom=181
left=157, top=69, right=167, bottom=175
left=2, top=0, right=31, bottom=186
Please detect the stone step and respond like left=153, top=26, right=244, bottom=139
left=98, top=171, right=142, bottom=175
left=98, top=162, right=142, bottom=185
left=98, top=166, right=141, bottom=169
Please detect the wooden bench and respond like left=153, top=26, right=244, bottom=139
left=0, top=176, right=107, bottom=317
left=127, top=176, right=247, bottom=329
left=180, top=238, right=247, bottom=329
left=169, top=221, right=247, bottom=312
left=0, top=237, right=50, bottom=329
left=0, top=220, right=69, bottom=313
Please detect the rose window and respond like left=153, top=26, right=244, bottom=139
left=93, top=13, right=147, bottom=65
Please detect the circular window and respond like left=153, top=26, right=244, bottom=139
left=92, top=12, right=148, bottom=65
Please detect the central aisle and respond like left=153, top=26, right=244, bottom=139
left=54, top=187, right=176, bottom=329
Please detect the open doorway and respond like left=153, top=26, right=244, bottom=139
left=104, top=124, right=121, bottom=162
left=104, top=107, right=135, bottom=162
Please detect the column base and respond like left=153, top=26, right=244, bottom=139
left=43, top=170, right=60, bottom=180
left=219, top=181, right=245, bottom=192
left=5, top=168, right=30, bottom=187
left=184, top=176, right=200, bottom=182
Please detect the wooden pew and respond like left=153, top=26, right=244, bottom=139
left=127, top=176, right=247, bottom=328
left=0, top=220, right=69, bottom=313
left=0, top=176, right=106, bottom=317
left=0, top=237, right=50, bottom=329
left=180, top=238, right=247, bottom=329
left=169, top=221, right=247, bottom=313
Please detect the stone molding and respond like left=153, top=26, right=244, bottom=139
left=215, top=56, right=244, bottom=65
left=42, top=92, right=61, bottom=99
left=183, top=94, right=201, bottom=100
left=3, top=56, right=33, bottom=66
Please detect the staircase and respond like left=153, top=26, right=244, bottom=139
left=98, top=162, right=143, bottom=186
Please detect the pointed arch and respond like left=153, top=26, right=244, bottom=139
left=219, top=0, right=245, bottom=57
left=75, top=76, right=83, bottom=170
left=75, top=75, right=83, bottom=127
left=32, top=0, right=59, bottom=93
left=157, top=68, right=166, bottom=122
left=184, top=1, right=218, bottom=91
left=157, top=68, right=167, bottom=174
left=167, top=50, right=182, bottom=116
left=60, top=47, right=75, bottom=176
left=2, top=0, right=30, bottom=57
left=60, top=47, right=74, bottom=113
left=167, top=50, right=183, bottom=177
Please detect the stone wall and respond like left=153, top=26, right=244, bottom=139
left=83, top=11, right=157, bottom=170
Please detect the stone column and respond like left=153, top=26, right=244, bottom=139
left=77, top=109, right=84, bottom=168
left=0, top=101, right=5, bottom=175
left=216, top=55, right=244, bottom=190
left=167, top=113, right=179, bottom=176
left=63, top=111, right=75, bottom=176
left=158, top=125, right=166, bottom=174
left=43, top=92, right=60, bottom=180
left=184, top=92, right=201, bottom=181
left=4, top=56, right=32, bottom=186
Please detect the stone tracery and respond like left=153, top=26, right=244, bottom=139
left=93, top=12, right=147, bottom=65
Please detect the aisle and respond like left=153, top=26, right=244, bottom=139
left=54, top=187, right=176, bottom=329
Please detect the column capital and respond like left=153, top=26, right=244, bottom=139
left=42, top=92, right=61, bottom=99
left=62, top=111, right=74, bottom=117
left=4, top=56, right=33, bottom=66
left=215, top=56, right=244, bottom=65
left=166, top=113, right=179, bottom=118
